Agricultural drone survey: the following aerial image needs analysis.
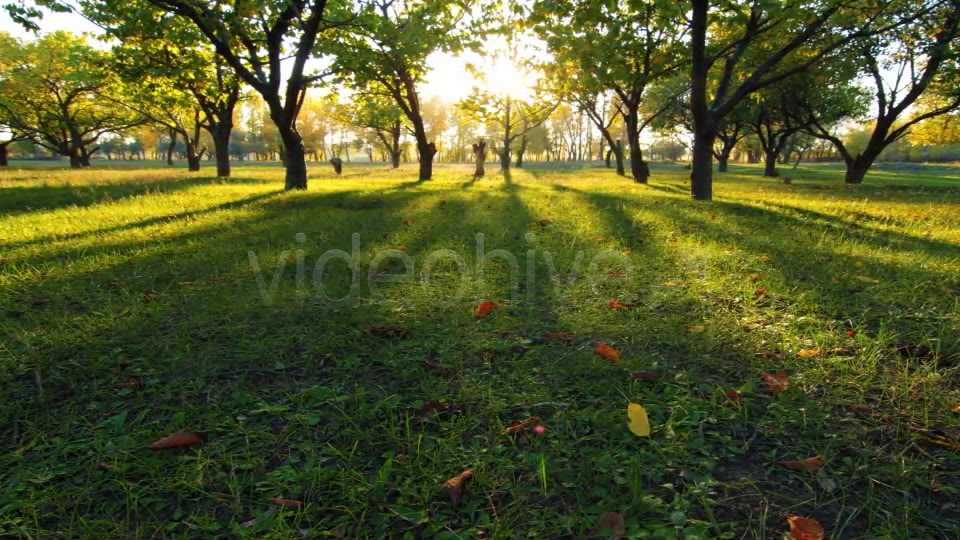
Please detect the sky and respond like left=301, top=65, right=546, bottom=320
left=0, top=7, right=531, bottom=103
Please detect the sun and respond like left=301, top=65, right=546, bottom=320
left=482, top=57, right=535, bottom=100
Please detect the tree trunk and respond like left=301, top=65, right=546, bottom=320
left=418, top=141, right=437, bottom=180
left=763, top=150, right=779, bottom=177
left=390, top=120, right=401, bottom=168
left=212, top=128, right=231, bottom=177
left=690, top=127, right=715, bottom=201
left=515, top=134, right=528, bottom=168
left=0, top=143, right=8, bottom=166
left=166, top=129, right=177, bottom=166
left=624, top=108, right=649, bottom=183
left=69, top=151, right=82, bottom=168
left=498, top=147, right=510, bottom=172
left=187, top=144, right=202, bottom=171
left=279, top=128, right=308, bottom=190
left=845, top=156, right=871, bottom=184
left=473, top=140, right=486, bottom=177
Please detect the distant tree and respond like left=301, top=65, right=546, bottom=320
left=347, top=91, right=406, bottom=168
left=460, top=86, right=556, bottom=172
left=0, top=31, right=144, bottom=167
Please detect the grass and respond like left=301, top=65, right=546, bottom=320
left=1, top=160, right=959, bottom=539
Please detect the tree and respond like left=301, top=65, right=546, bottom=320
left=0, top=31, right=144, bottom=167
left=687, top=0, right=927, bottom=199
left=134, top=0, right=350, bottom=189
left=330, top=0, right=480, bottom=180
left=460, top=86, right=556, bottom=172
left=798, top=5, right=960, bottom=183
left=533, top=0, right=686, bottom=183
left=347, top=90, right=406, bottom=168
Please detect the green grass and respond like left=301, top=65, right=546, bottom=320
left=1, top=161, right=958, bottom=539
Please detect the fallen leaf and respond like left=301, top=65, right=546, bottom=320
left=545, top=330, right=575, bottom=342
left=762, top=371, right=790, bottom=394
left=907, top=426, right=960, bottom=450
left=778, top=455, right=826, bottom=472
left=593, top=236, right=606, bottom=242
left=148, top=431, right=204, bottom=450
left=402, top=219, right=414, bottom=225
left=589, top=511, right=626, bottom=539
left=630, top=371, right=661, bottom=380
left=442, top=469, right=473, bottom=506
left=266, top=498, right=304, bottom=509
left=607, top=271, right=626, bottom=277
left=847, top=330, right=857, bottom=337
left=853, top=261, right=865, bottom=268
left=786, top=515, right=825, bottom=540
left=663, top=281, right=680, bottom=286
left=419, top=360, right=452, bottom=373
left=687, top=325, right=706, bottom=333
left=369, top=326, right=410, bottom=338
left=755, top=288, right=768, bottom=296
left=608, top=299, right=630, bottom=310
left=395, top=454, right=410, bottom=462
left=594, top=343, right=619, bottom=362
left=854, top=275, right=880, bottom=284
left=627, top=403, right=650, bottom=437
left=952, top=404, right=960, bottom=413
left=724, top=390, right=743, bottom=404
left=748, top=273, right=764, bottom=281
left=475, top=301, right=496, bottom=318
left=503, top=416, right=540, bottom=435
left=95, top=463, right=115, bottom=471
left=796, top=348, right=821, bottom=358
left=396, top=245, right=408, bottom=251
left=533, top=425, right=546, bottom=435
left=107, top=281, right=124, bottom=288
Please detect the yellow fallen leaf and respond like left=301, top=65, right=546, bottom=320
left=853, top=261, right=865, bottom=268
left=854, top=275, right=880, bottom=284
left=796, top=348, right=821, bottom=358
left=627, top=403, right=650, bottom=437
left=687, top=325, right=706, bottom=333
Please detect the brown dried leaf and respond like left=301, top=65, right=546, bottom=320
left=148, top=431, right=205, bottom=450
left=589, top=511, right=626, bottom=539
left=442, top=469, right=474, bottom=506
left=503, top=416, right=540, bottom=435
left=778, top=455, right=826, bottom=472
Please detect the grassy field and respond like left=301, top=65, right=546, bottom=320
left=1, top=161, right=958, bottom=539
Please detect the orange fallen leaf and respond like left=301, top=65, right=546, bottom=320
left=402, top=219, right=414, bottom=225
left=266, top=498, right=304, bottom=509
left=148, top=431, right=204, bottom=450
left=594, top=343, right=619, bottom=361
left=952, top=404, right=960, bottom=413
left=593, top=236, right=606, bottom=242
left=589, top=511, right=626, bottom=539
left=796, top=348, right=821, bottom=358
left=608, top=299, right=630, bottom=310
left=778, top=455, right=826, bottom=472
left=442, top=469, right=474, bottom=506
left=663, top=281, right=680, bottom=286
left=396, top=245, right=408, bottom=251
left=786, top=515, right=825, bottom=540
left=748, top=273, right=764, bottom=281
left=503, top=416, right=540, bottom=435
left=847, top=330, right=856, bottom=337
left=630, top=371, right=661, bottom=380
left=762, top=371, right=790, bottom=394
left=755, top=288, right=768, bottom=296
left=475, top=301, right=496, bottom=318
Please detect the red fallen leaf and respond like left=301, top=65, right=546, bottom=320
left=442, top=469, right=474, bottom=506
left=778, top=455, right=826, bottom=472
left=402, top=219, right=414, bottom=225
left=116, top=381, right=145, bottom=390
left=503, top=416, right=540, bottom=435
left=847, top=330, right=857, bottom=337
left=594, top=343, right=619, bottom=362
left=368, top=326, right=410, bottom=338
left=148, top=431, right=204, bottom=450
left=724, top=390, right=743, bottom=404
left=545, top=330, right=575, bottom=342
left=762, top=371, right=790, bottom=394
left=607, top=271, right=626, bottom=277
left=589, top=511, right=626, bottom=539
left=419, top=360, right=452, bottom=373
left=786, top=515, right=825, bottom=540
left=475, top=301, right=496, bottom=318
left=608, top=299, right=630, bottom=310
left=755, top=288, right=768, bottom=296
left=630, top=371, right=661, bottom=380
left=266, top=498, right=304, bottom=509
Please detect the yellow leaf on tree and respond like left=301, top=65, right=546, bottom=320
left=627, top=403, right=650, bottom=437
